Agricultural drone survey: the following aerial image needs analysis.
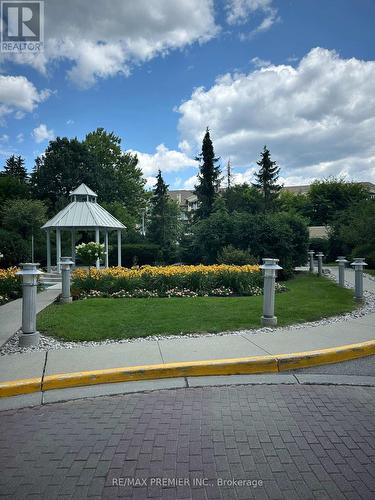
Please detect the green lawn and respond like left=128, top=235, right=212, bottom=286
left=365, top=269, right=375, bottom=277
left=37, top=273, right=357, bottom=342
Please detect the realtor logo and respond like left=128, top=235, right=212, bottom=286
left=1, top=0, right=44, bottom=52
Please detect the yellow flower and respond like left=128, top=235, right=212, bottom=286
left=72, top=264, right=260, bottom=280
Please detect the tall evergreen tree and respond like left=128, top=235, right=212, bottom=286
left=252, top=146, right=282, bottom=212
left=3, top=155, right=27, bottom=181
left=194, top=127, right=221, bottom=219
left=148, top=170, right=179, bottom=261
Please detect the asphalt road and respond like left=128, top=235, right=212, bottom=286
left=1, top=383, right=375, bottom=499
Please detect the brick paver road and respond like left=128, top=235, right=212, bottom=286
left=1, top=384, right=375, bottom=499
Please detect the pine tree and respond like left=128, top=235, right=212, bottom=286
left=148, top=170, right=179, bottom=261
left=194, top=127, right=221, bottom=219
left=3, top=155, right=27, bottom=181
left=252, top=146, right=282, bottom=212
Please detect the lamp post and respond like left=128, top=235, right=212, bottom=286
left=351, top=258, right=367, bottom=301
left=336, top=256, right=348, bottom=287
left=316, top=252, right=324, bottom=276
left=308, top=250, right=315, bottom=272
left=60, top=257, right=74, bottom=303
left=260, top=258, right=282, bottom=327
left=16, top=263, right=43, bottom=347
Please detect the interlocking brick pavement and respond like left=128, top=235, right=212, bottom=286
left=0, top=384, right=375, bottom=499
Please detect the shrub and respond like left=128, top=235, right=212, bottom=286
left=76, top=242, right=105, bottom=268
left=309, top=238, right=329, bottom=257
left=191, top=211, right=309, bottom=273
left=329, top=199, right=375, bottom=267
left=0, top=229, right=29, bottom=267
left=122, top=243, right=160, bottom=267
left=217, top=245, right=258, bottom=266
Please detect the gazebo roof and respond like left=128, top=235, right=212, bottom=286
left=70, top=183, right=97, bottom=197
left=42, top=184, right=126, bottom=230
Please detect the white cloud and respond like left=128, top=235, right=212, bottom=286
left=0, top=134, right=9, bottom=142
left=226, top=0, right=279, bottom=36
left=183, top=174, right=198, bottom=189
left=32, top=123, right=54, bottom=143
left=177, top=48, right=375, bottom=185
left=4, top=0, right=218, bottom=88
left=0, top=75, right=51, bottom=120
left=16, top=133, right=24, bottom=143
left=130, top=143, right=196, bottom=177
left=145, top=176, right=157, bottom=190
left=251, top=56, right=271, bottom=68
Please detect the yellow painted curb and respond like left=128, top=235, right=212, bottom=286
left=0, top=340, right=374, bottom=398
left=277, top=340, right=375, bottom=371
left=42, top=355, right=278, bottom=391
left=0, top=377, right=41, bottom=398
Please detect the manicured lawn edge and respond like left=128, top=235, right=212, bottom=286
left=37, top=273, right=358, bottom=342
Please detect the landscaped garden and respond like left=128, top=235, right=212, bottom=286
left=71, top=264, right=264, bottom=298
left=37, top=273, right=356, bottom=341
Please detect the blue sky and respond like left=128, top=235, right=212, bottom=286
left=1, top=0, right=375, bottom=189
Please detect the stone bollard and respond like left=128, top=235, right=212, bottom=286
left=316, top=252, right=324, bottom=276
left=260, top=258, right=282, bottom=327
left=308, top=250, right=315, bottom=272
left=16, top=263, right=43, bottom=347
left=60, top=257, right=74, bottom=303
left=351, top=258, right=367, bottom=301
left=336, top=256, right=348, bottom=287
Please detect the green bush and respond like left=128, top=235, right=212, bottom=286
left=191, top=211, right=309, bottom=273
left=109, top=243, right=160, bottom=267
left=125, top=243, right=160, bottom=266
left=217, top=245, right=258, bottom=265
left=329, top=199, right=375, bottom=266
left=0, top=229, right=30, bottom=267
left=309, top=237, right=329, bottom=256
left=76, top=242, right=105, bottom=267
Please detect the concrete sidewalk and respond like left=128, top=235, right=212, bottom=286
left=1, top=311, right=373, bottom=383
left=0, top=284, right=61, bottom=348
left=1, top=268, right=374, bottom=394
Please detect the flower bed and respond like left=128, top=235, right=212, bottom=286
left=0, top=267, right=22, bottom=304
left=72, top=264, right=277, bottom=299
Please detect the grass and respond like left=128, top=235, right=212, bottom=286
left=365, top=269, right=375, bottom=277
left=37, top=273, right=357, bottom=342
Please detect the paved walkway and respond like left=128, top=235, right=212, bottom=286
left=1, top=269, right=374, bottom=394
left=1, top=383, right=374, bottom=499
left=0, top=284, right=61, bottom=348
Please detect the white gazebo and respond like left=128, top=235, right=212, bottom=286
left=42, top=183, right=125, bottom=272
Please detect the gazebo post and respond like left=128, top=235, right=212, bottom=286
left=105, top=230, right=109, bottom=268
left=46, top=230, right=51, bottom=272
left=117, top=229, right=122, bottom=267
left=56, top=228, right=61, bottom=273
left=95, top=228, right=100, bottom=269
left=71, top=230, right=76, bottom=267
